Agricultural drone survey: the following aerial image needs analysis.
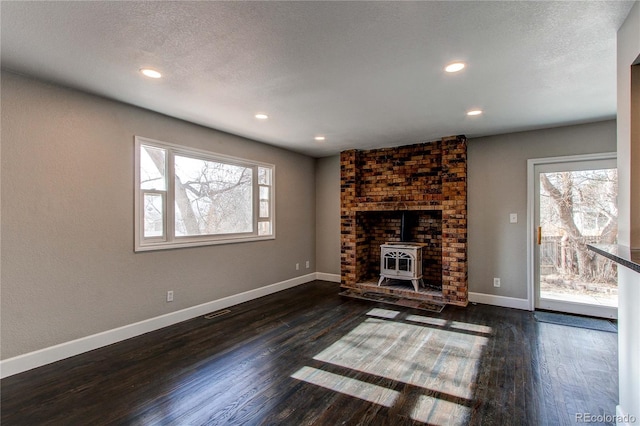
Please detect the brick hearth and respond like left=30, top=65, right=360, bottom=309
left=340, top=135, right=468, bottom=306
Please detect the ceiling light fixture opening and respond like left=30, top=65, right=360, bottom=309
left=445, top=62, right=465, bottom=73
left=255, top=113, right=269, bottom=120
left=466, top=109, right=483, bottom=116
left=314, top=136, right=326, bottom=141
left=140, top=68, right=162, bottom=79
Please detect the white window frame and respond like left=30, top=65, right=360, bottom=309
left=134, top=136, right=275, bottom=252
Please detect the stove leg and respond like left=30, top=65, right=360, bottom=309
left=378, top=276, right=386, bottom=286
left=411, top=279, right=419, bottom=292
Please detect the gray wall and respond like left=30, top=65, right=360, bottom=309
left=617, top=1, right=640, bottom=249
left=315, top=156, right=340, bottom=275
left=468, top=120, right=616, bottom=299
left=1, top=72, right=316, bottom=359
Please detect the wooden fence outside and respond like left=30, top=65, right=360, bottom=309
left=540, top=236, right=617, bottom=283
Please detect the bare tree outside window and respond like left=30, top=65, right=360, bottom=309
left=174, top=156, right=253, bottom=236
left=539, top=168, right=617, bottom=306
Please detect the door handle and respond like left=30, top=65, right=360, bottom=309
left=537, top=227, right=542, bottom=245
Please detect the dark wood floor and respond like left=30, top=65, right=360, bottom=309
left=1, top=281, right=618, bottom=425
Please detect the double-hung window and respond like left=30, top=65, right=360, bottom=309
left=134, top=136, right=274, bottom=251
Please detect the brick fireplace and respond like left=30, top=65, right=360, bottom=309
left=340, top=135, right=468, bottom=306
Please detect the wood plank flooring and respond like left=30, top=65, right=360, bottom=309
left=1, top=281, right=618, bottom=425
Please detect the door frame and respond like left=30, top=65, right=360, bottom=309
left=526, top=152, right=617, bottom=313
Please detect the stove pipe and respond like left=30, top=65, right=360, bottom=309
left=400, top=212, right=416, bottom=242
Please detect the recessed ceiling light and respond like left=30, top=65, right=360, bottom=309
left=255, top=113, right=269, bottom=120
left=466, top=109, right=483, bottom=116
left=445, top=62, right=465, bottom=73
left=314, top=136, right=326, bottom=141
left=140, top=68, right=162, bottom=79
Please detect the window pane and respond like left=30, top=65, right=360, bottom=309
left=260, top=201, right=270, bottom=218
left=144, top=193, right=164, bottom=238
left=174, top=155, right=253, bottom=236
left=258, top=167, right=271, bottom=185
left=259, top=186, right=270, bottom=218
left=258, top=221, right=271, bottom=236
left=140, top=145, right=167, bottom=190
left=259, top=186, right=269, bottom=200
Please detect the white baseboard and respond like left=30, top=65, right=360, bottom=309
left=316, top=272, right=341, bottom=282
left=468, top=292, right=531, bottom=311
left=0, top=273, right=318, bottom=379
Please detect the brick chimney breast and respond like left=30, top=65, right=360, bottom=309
left=340, top=136, right=468, bottom=306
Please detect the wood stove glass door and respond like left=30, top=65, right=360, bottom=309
left=383, top=251, right=414, bottom=278
left=395, top=252, right=414, bottom=278
left=384, top=255, right=397, bottom=272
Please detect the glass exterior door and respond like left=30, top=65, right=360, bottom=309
left=534, top=157, right=618, bottom=318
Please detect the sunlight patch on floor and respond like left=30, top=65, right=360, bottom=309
left=291, top=310, right=492, bottom=424
left=405, top=316, right=448, bottom=327
left=411, top=394, right=471, bottom=425
left=366, top=308, right=401, bottom=319
left=312, top=317, right=487, bottom=400
left=406, top=314, right=494, bottom=335
left=291, top=366, right=399, bottom=407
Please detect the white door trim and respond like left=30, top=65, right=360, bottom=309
left=526, top=152, right=617, bottom=312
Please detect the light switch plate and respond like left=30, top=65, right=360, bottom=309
left=509, top=213, right=518, bottom=223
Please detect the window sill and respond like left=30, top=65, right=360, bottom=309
left=135, top=235, right=275, bottom=252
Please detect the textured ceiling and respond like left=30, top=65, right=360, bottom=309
left=1, top=1, right=635, bottom=157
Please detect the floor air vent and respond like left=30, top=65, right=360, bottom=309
left=204, top=309, right=231, bottom=320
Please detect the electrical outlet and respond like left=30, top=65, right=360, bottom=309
left=305, top=260, right=310, bottom=269
left=167, top=290, right=174, bottom=302
left=493, top=278, right=501, bottom=288
left=510, top=213, right=518, bottom=223
left=296, top=263, right=300, bottom=271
